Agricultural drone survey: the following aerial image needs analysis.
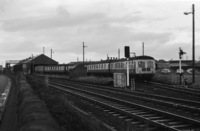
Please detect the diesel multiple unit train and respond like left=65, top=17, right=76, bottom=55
left=35, top=55, right=156, bottom=81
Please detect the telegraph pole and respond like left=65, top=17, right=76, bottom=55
left=83, top=42, right=86, bottom=65
left=43, top=47, right=45, bottom=55
left=142, top=42, right=144, bottom=56
left=118, top=49, right=120, bottom=59
left=51, top=49, right=54, bottom=59
left=32, top=54, right=34, bottom=74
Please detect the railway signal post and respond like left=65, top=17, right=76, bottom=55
left=179, top=47, right=186, bottom=85
left=125, top=46, right=130, bottom=88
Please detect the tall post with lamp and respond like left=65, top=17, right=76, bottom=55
left=184, top=4, right=195, bottom=83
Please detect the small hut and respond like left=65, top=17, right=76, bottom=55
left=69, top=64, right=87, bottom=78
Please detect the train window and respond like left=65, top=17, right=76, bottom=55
left=138, top=61, right=145, bottom=68
left=142, top=68, right=146, bottom=71
left=147, top=61, right=153, bottom=68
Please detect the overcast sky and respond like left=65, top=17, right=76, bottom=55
left=0, top=0, right=200, bottom=65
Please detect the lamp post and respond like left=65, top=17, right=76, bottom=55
left=184, top=4, right=195, bottom=83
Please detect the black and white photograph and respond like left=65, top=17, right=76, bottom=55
left=0, top=0, right=200, bottom=131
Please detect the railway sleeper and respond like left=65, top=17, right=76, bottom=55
left=154, top=119, right=173, bottom=123
left=170, top=124, right=192, bottom=129
left=112, top=113, right=121, bottom=117
left=139, top=114, right=156, bottom=117
left=147, top=116, right=164, bottom=120
left=118, top=115, right=128, bottom=120
left=126, top=118, right=157, bottom=131
left=131, top=111, right=148, bottom=115
left=129, top=109, right=143, bottom=113
left=167, top=121, right=184, bottom=126
left=108, top=111, right=116, bottom=115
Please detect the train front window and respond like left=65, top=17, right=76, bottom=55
left=147, top=61, right=153, bottom=68
left=138, top=61, right=145, bottom=68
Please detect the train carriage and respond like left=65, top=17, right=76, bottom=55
left=34, top=55, right=155, bottom=81
left=35, top=66, right=44, bottom=73
left=85, top=61, right=110, bottom=76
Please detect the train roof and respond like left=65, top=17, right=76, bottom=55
left=35, top=55, right=155, bottom=67
left=132, top=55, right=154, bottom=60
left=83, top=55, right=154, bottom=64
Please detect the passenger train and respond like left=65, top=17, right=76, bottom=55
left=35, top=55, right=156, bottom=81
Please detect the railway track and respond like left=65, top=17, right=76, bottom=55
left=147, top=81, right=200, bottom=98
left=33, top=76, right=200, bottom=131
left=48, top=82, right=200, bottom=131
left=49, top=78, right=200, bottom=121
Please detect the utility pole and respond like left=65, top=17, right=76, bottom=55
left=118, top=49, right=120, bottom=59
left=43, top=47, right=45, bottom=55
left=83, top=42, right=86, bottom=65
left=142, top=42, right=144, bottom=56
left=32, top=54, right=34, bottom=74
left=51, top=49, right=54, bottom=59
